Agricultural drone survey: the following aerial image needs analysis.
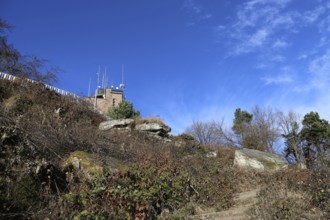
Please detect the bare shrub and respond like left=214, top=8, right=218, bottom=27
left=251, top=183, right=309, bottom=220
left=185, top=120, right=230, bottom=146
left=250, top=167, right=328, bottom=219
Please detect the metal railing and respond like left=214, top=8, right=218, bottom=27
left=0, top=72, right=80, bottom=99
left=0, top=71, right=17, bottom=81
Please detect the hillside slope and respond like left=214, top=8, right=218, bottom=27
left=1, top=79, right=329, bottom=219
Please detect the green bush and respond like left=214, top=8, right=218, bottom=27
left=60, top=163, right=192, bottom=219
left=107, top=100, right=140, bottom=119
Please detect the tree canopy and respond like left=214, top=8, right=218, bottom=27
left=0, top=19, right=58, bottom=84
left=300, top=112, right=330, bottom=169
left=107, top=100, right=140, bottom=119
left=232, top=108, right=253, bottom=135
left=185, top=120, right=228, bottom=146
left=231, top=107, right=280, bottom=152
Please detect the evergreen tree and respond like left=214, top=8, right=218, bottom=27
left=107, top=100, right=140, bottom=119
left=300, top=112, right=330, bottom=169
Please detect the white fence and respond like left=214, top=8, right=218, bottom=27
left=0, top=72, right=80, bottom=99
left=0, top=71, right=17, bottom=81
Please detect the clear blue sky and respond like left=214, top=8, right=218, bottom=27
left=2, top=0, right=330, bottom=134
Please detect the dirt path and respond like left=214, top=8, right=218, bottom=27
left=189, top=188, right=259, bottom=220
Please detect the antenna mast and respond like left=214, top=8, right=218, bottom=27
left=97, top=65, right=100, bottom=86
left=120, top=64, right=125, bottom=90
left=102, top=66, right=107, bottom=89
left=105, top=66, right=108, bottom=88
left=88, top=78, right=91, bottom=97
left=122, top=64, right=124, bottom=84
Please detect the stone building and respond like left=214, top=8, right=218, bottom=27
left=86, top=86, right=124, bottom=115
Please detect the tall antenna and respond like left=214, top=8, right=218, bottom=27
left=88, top=78, right=91, bottom=97
left=102, top=66, right=107, bottom=89
left=120, top=64, right=125, bottom=90
left=122, top=64, right=124, bottom=84
left=97, top=65, right=100, bottom=86
left=106, top=67, right=109, bottom=88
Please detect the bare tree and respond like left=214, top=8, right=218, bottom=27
left=251, top=106, right=281, bottom=153
left=278, top=111, right=305, bottom=164
left=185, top=119, right=230, bottom=146
left=0, top=19, right=58, bottom=84
left=232, top=106, right=281, bottom=153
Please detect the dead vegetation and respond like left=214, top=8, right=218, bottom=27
left=0, top=80, right=238, bottom=219
left=249, top=167, right=330, bottom=219
left=134, top=117, right=167, bottom=126
left=0, top=79, right=329, bottom=219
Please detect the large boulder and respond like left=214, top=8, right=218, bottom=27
left=99, top=119, right=134, bottom=131
left=98, top=119, right=172, bottom=140
left=234, top=148, right=288, bottom=171
left=135, top=123, right=171, bottom=137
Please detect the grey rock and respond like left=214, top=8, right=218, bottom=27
left=135, top=123, right=171, bottom=132
left=234, top=148, right=288, bottom=171
left=99, top=119, right=134, bottom=130
left=71, top=156, right=80, bottom=169
left=206, top=151, right=217, bottom=158
left=160, top=208, right=170, bottom=219
left=135, top=123, right=171, bottom=137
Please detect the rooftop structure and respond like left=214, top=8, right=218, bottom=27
left=85, top=65, right=126, bottom=115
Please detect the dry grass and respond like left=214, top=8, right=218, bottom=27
left=249, top=167, right=329, bottom=219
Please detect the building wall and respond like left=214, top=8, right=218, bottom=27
left=85, top=88, right=124, bottom=114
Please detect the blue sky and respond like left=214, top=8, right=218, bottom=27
left=2, top=0, right=330, bottom=134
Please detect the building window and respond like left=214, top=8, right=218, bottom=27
left=113, top=98, right=116, bottom=107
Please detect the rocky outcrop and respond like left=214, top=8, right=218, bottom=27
left=99, top=119, right=172, bottom=139
left=234, top=148, right=288, bottom=171
left=99, top=119, right=134, bottom=130
left=135, top=123, right=171, bottom=137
